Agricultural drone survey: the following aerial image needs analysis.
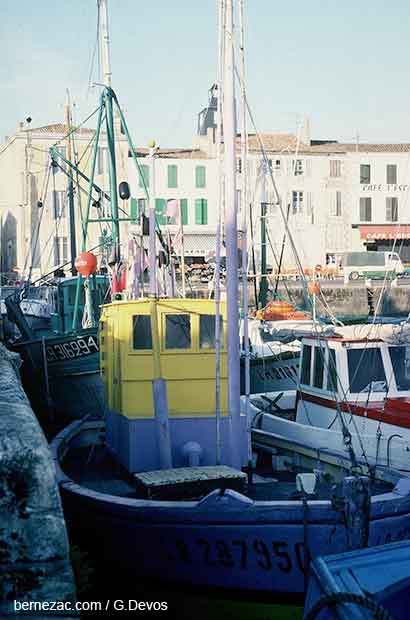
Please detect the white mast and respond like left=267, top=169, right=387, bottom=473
left=238, top=0, right=251, bottom=469
left=99, top=0, right=112, bottom=88
left=223, top=0, right=241, bottom=468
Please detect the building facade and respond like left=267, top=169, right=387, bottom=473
left=0, top=116, right=129, bottom=281
left=2, top=107, right=410, bottom=281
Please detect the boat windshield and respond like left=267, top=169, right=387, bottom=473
left=347, top=348, right=387, bottom=393
left=389, top=346, right=410, bottom=391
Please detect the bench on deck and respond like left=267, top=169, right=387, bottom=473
left=134, top=465, right=248, bottom=500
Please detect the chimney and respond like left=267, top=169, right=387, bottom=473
left=17, top=122, right=24, bottom=132
left=300, top=117, right=311, bottom=145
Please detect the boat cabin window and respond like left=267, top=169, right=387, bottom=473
left=301, top=344, right=312, bottom=385
left=326, top=349, right=337, bottom=392
left=347, top=348, right=386, bottom=393
left=313, top=346, right=325, bottom=389
left=200, top=314, right=223, bottom=349
left=389, top=346, right=410, bottom=391
left=165, top=314, right=191, bottom=349
left=132, top=315, right=152, bottom=350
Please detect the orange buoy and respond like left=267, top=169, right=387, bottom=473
left=74, top=252, right=97, bottom=277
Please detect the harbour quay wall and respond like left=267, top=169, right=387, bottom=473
left=279, top=283, right=410, bottom=318
left=0, top=344, right=78, bottom=617
left=279, top=284, right=370, bottom=317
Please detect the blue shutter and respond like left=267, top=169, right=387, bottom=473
left=167, top=165, right=178, bottom=188
left=130, top=197, right=138, bottom=221
left=195, top=199, right=203, bottom=224
left=155, top=198, right=167, bottom=225
left=195, top=166, right=206, bottom=188
left=180, top=199, right=188, bottom=225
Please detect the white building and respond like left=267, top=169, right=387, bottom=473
left=0, top=116, right=129, bottom=281
left=2, top=96, right=410, bottom=281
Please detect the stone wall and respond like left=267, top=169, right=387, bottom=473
left=0, top=344, right=77, bottom=617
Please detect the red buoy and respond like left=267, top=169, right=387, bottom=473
left=74, top=252, right=97, bottom=277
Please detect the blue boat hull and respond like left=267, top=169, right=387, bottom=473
left=304, top=540, right=410, bottom=619
left=53, top=421, right=410, bottom=595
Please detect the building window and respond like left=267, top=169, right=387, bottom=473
left=167, top=165, right=178, bottom=188
left=138, top=164, right=149, bottom=189
left=329, top=160, right=341, bottom=177
left=360, top=197, right=372, bottom=222
left=236, top=158, right=242, bottom=173
left=386, top=197, right=398, bottom=222
left=195, top=198, right=208, bottom=225
left=54, top=146, right=67, bottom=173
left=165, top=314, right=191, bottom=349
left=53, top=236, right=68, bottom=266
left=335, top=191, right=342, bottom=216
left=195, top=165, right=206, bottom=188
left=199, top=315, right=223, bottom=349
left=292, top=191, right=303, bottom=214
left=97, top=147, right=107, bottom=175
left=292, top=159, right=303, bottom=175
left=129, top=197, right=146, bottom=221
left=274, top=159, right=281, bottom=171
left=53, top=190, right=66, bottom=219
left=387, top=164, right=397, bottom=185
left=155, top=198, right=167, bottom=225
left=360, top=164, right=371, bottom=184
left=133, top=315, right=152, bottom=350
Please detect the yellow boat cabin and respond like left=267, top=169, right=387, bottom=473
left=100, top=298, right=247, bottom=472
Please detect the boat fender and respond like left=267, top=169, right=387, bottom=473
left=182, top=441, right=203, bottom=467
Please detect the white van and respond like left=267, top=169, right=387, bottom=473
left=342, top=251, right=404, bottom=282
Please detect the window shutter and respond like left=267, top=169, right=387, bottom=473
left=195, top=198, right=203, bottom=224
left=155, top=198, right=166, bottom=225
left=130, top=197, right=138, bottom=221
left=180, top=199, right=188, bottom=225
left=167, top=165, right=178, bottom=188
left=195, top=166, right=206, bottom=188
left=139, top=164, right=149, bottom=188
left=202, top=199, right=208, bottom=224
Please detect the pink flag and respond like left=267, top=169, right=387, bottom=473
left=166, top=199, right=181, bottom=222
left=172, top=228, right=183, bottom=254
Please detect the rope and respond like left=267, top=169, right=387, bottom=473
left=304, top=591, right=393, bottom=620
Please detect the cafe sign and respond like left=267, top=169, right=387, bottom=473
left=359, top=225, right=410, bottom=240
left=361, top=184, right=409, bottom=192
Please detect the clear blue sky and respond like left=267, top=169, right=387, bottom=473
left=2, top=0, right=410, bottom=147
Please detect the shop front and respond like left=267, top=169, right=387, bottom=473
left=359, top=225, right=410, bottom=264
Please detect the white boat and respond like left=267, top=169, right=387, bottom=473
left=248, top=322, right=410, bottom=472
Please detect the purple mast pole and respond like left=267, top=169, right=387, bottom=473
left=223, top=0, right=242, bottom=468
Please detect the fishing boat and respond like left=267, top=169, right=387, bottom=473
left=6, top=274, right=108, bottom=425
left=51, top=296, right=410, bottom=595
left=1, top=283, right=55, bottom=339
left=249, top=322, right=410, bottom=472
left=51, top=0, right=410, bottom=598
left=303, top=540, right=410, bottom=619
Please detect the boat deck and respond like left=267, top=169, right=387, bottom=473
left=61, top=444, right=393, bottom=502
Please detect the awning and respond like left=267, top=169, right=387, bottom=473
left=359, top=225, right=410, bottom=241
